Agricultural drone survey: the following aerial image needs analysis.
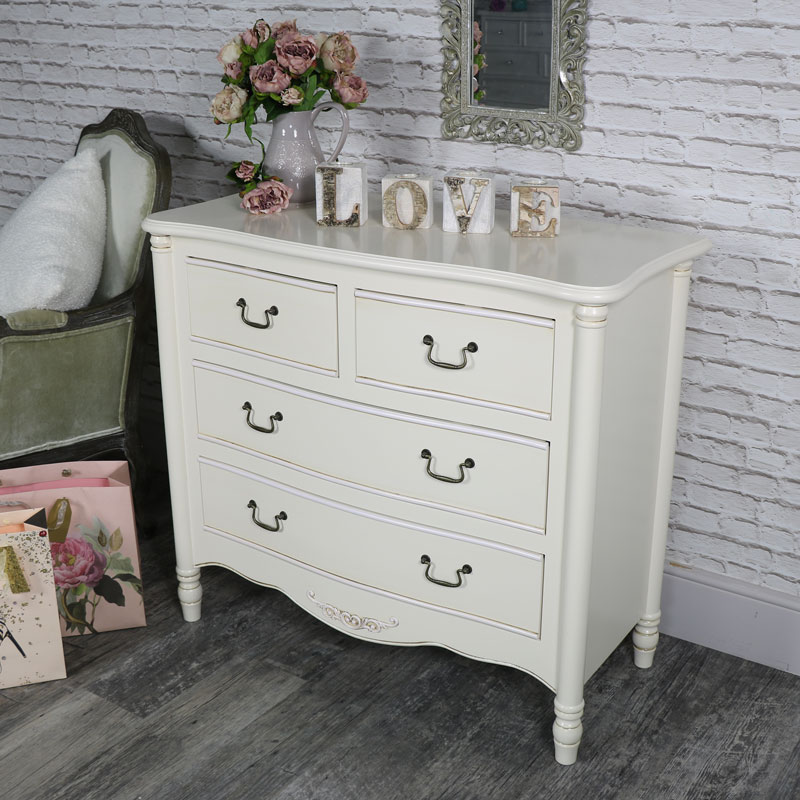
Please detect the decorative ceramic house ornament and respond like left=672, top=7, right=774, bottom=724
left=315, top=161, right=368, bottom=227
left=510, top=178, right=560, bottom=237
left=442, top=171, right=495, bottom=234
left=381, top=174, right=433, bottom=230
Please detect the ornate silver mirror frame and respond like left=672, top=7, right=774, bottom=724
left=441, top=0, right=587, bottom=150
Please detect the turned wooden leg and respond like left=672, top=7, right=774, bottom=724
left=553, top=697, right=584, bottom=765
left=633, top=611, right=660, bottom=668
left=176, top=566, right=202, bottom=622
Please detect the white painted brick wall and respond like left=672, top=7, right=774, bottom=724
left=1, top=1, right=798, bottom=597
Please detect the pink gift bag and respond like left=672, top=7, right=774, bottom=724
left=0, top=462, right=146, bottom=636
left=0, top=507, right=67, bottom=688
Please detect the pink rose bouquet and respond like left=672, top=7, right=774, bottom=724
left=212, top=18, right=369, bottom=211
left=211, top=18, right=368, bottom=130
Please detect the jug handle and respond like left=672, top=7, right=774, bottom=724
left=310, top=102, right=350, bottom=162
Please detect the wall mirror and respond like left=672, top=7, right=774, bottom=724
left=441, top=0, right=587, bottom=150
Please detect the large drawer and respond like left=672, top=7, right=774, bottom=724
left=355, top=290, right=554, bottom=418
left=194, top=363, right=549, bottom=533
left=186, top=257, right=339, bottom=374
left=199, top=459, right=545, bottom=635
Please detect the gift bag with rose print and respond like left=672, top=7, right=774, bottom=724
left=0, top=506, right=67, bottom=688
left=0, top=461, right=145, bottom=636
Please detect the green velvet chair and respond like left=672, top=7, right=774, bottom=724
left=0, top=109, right=172, bottom=505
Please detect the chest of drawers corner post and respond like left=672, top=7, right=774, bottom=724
left=143, top=197, right=711, bottom=765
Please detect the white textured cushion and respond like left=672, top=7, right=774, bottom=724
left=0, top=148, right=106, bottom=316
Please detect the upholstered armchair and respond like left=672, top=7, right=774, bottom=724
left=0, top=109, right=172, bottom=500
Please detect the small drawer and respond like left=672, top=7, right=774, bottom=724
left=481, top=19, right=524, bottom=47
left=355, top=291, right=554, bottom=418
left=199, top=459, right=545, bottom=635
left=484, top=51, right=543, bottom=78
left=522, top=19, right=550, bottom=45
left=194, top=364, right=549, bottom=533
left=186, top=257, right=338, bottom=374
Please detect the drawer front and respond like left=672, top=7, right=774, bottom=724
left=199, top=460, right=544, bottom=635
left=483, top=51, right=543, bottom=78
left=355, top=291, right=554, bottom=417
left=186, top=258, right=338, bottom=373
left=194, top=365, right=549, bottom=532
left=481, top=18, right=524, bottom=47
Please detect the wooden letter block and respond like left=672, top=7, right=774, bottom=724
left=442, top=171, right=495, bottom=234
left=316, top=160, right=368, bottom=227
left=510, top=179, right=560, bottom=237
left=381, top=175, right=433, bottom=229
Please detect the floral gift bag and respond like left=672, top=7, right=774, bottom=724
left=0, top=461, right=145, bottom=636
left=0, top=507, right=67, bottom=688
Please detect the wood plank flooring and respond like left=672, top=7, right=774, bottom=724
left=2, top=524, right=799, bottom=800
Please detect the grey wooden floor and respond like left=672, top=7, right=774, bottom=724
left=2, top=522, right=799, bottom=800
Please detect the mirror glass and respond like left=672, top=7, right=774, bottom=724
left=473, top=0, right=552, bottom=112
left=441, top=0, right=586, bottom=150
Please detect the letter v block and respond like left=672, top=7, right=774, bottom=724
left=442, top=172, right=495, bottom=234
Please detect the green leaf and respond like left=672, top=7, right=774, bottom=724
left=109, top=528, right=123, bottom=552
left=254, top=40, right=270, bottom=64
left=108, top=553, right=135, bottom=574
left=93, top=575, right=126, bottom=607
left=307, top=89, right=326, bottom=110
left=224, top=123, right=233, bottom=140
left=115, top=573, right=143, bottom=595
left=64, top=600, right=87, bottom=633
left=67, top=600, right=86, bottom=623
left=244, top=110, right=254, bottom=142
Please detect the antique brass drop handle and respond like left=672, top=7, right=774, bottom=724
left=420, top=449, right=474, bottom=483
left=420, top=554, right=472, bottom=588
left=236, top=297, right=279, bottom=329
left=247, top=500, right=287, bottom=532
left=422, top=334, right=477, bottom=369
left=242, top=402, right=282, bottom=434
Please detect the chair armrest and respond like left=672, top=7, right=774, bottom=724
left=0, top=292, right=135, bottom=337
left=3, top=309, right=69, bottom=331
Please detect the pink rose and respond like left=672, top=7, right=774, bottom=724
left=242, top=28, right=259, bottom=49
left=320, top=32, right=358, bottom=73
left=254, top=19, right=270, bottom=42
left=241, top=180, right=293, bottom=215
left=224, top=61, right=243, bottom=80
left=217, top=35, right=243, bottom=66
left=235, top=160, right=257, bottom=181
left=275, top=34, right=319, bottom=75
left=249, top=60, right=291, bottom=94
left=333, top=74, right=368, bottom=105
left=280, top=86, right=304, bottom=106
left=272, top=19, right=298, bottom=42
left=210, top=84, right=248, bottom=122
left=51, top=537, right=107, bottom=589
left=473, top=21, right=483, bottom=47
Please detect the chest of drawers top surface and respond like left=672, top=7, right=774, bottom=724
left=144, top=194, right=710, bottom=304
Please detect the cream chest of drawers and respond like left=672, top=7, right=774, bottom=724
left=143, top=197, right=710, bottom=764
